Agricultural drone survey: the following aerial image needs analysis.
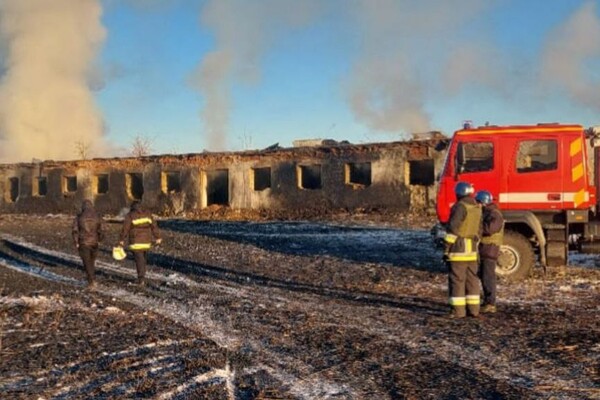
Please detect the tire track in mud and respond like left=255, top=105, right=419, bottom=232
left=0, top=235, right=417, bottom=398
left=0, top=235, right=356, bottom=398
left=1, top=234, right=597, bottom=399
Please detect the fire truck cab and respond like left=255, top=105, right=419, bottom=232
left=436, top=123, right=599, bottom=281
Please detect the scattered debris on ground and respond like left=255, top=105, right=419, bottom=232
left=0, top=214, right=598, bottom=399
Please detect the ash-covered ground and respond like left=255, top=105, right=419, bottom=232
left=0, top=213, right=598, bottom=399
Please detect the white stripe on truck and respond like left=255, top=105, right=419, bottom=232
left=498, top=192, right=589, bottom=203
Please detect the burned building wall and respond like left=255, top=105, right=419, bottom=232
left=226, top=139, right=446, bottom=213
left=0, top=138, right=449, bottom=216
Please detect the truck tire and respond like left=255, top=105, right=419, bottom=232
left=496, top=230, right=535, bottom=282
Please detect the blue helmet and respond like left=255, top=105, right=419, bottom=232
left=455, top=181, right=474, bottom=199
left=475, top=190, right=493, bottom=205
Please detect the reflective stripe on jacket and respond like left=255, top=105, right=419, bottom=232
left=132, top=217, right=153, bottom=226
left=446, top=197, right=482, bottom=263
left=119, top=209, right=160, bottom=252
left=130, top=243, right=152, bottom=250
left=447, top=237, right=478, bottom=262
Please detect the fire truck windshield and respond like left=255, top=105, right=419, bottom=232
left=455, top=141, right=494, bottom=175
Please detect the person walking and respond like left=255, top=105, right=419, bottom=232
left=119, top=201, right=161, bottom=286
left=475, top=190, right=504, bottom=314
left=72, top=199, right=104, bottom=288
left=443, top=182, right=482, bottom=318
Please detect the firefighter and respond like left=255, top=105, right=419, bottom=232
left=118, top=201, right=161, bottom=286
left=72, top=199, right=104, bottom=288
left=444, top=181, right=482, bottom=318
left=475, top=190, right=504, bottom=314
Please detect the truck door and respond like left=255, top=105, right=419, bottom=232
left=504, top=137, right=563, bottom=210
left=437, top=136, right=502, bottom=223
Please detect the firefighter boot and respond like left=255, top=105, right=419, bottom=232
left=481, top=304, right=497, bottom=314
left=467, top=297, right=480, bottom=318
left=448, top=306, right=466, bottom=319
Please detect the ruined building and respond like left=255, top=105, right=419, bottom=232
left=0, top=136, right=449, bottom=216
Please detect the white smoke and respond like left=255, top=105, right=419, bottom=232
left=0, top=0, right=107, bottom=163
left=442, top=43, right=506, bottom=96
left=347, top=56, right=430, bottom=133
left=133, top=0, right=600, bottom=149
left=345, top=0, right=489, bottom=135
left=192, top=0, right=494, bottom=142
left=190, top=0, right=321, bottom=150
left=540, top=1, right=600, bottom=109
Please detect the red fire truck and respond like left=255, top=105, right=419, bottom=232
left=435, top=123, right=600, bottom=281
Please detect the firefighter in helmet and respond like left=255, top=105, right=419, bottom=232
left=118, top=201, right=162, bottom=286
left=444, top=181, right=482, bottom=318
left=475, top=190, right=504, bottom=314
left=72, top=199, right=104, bottom=288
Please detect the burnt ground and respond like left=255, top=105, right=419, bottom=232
left=0, top=213, right=599, bottom=399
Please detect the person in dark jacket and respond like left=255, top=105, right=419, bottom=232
left=72, top=199, right=103, bottom=287
left=444, top=182, right=482, bottom=318
left=475, top=190, right=504, bottom=314
left=119, top=201, right=161, bottom=285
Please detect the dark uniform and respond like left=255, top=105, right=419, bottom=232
left=445, top=196, right=482, bottom=317
left=479, top=202, right=504, bottom=309
left=72, top=199, right=103, bottom=286
left=119, top=201, right=161, bottom=285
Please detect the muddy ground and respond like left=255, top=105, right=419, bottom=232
left=0, top=212, right=598, bottom=399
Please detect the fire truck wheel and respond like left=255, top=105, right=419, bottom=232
left=496, top=230, right=534, bottom=282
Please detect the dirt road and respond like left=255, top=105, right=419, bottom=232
left=0, top=215, right=598, bottom=399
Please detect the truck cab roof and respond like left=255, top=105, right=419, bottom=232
left=455, top=123, right=584, bottom=137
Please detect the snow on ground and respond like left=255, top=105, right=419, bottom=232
left=1, top=218, right=598, bottom=399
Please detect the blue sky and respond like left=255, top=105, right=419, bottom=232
left=93, top=0, right=600, bottom=154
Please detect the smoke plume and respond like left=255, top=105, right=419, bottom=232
left=190, top=0, right=321, bottom=150
left=347, top=56, right=430, bottom=133
left=540, top=1, right=600, bottom=109
left=345, top=0, right=488, bottom=135
left=0, top=0, right=107, bottom=162
left=190, top=1, right=600, bottom=146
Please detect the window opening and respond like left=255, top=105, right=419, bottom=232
left=34, top=177, right=47, bottom=197
left=8, top=177, right=19, bottom=202
left=64, top=176, right=77, bottom=193
left=298, top=165, right=322, bottom=190
left=206, top=169, right=229, bottom=206
left=252, top=167, right=271, bottom=191
left=409, top=159, right=435, bottom=186
left=95, top=174, right=109, bottom=194
left=126, top=173, right=144, bottom=200
left=162, top=171, right=181, bottom=193
left=345, top=162, right=371, bottom=187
